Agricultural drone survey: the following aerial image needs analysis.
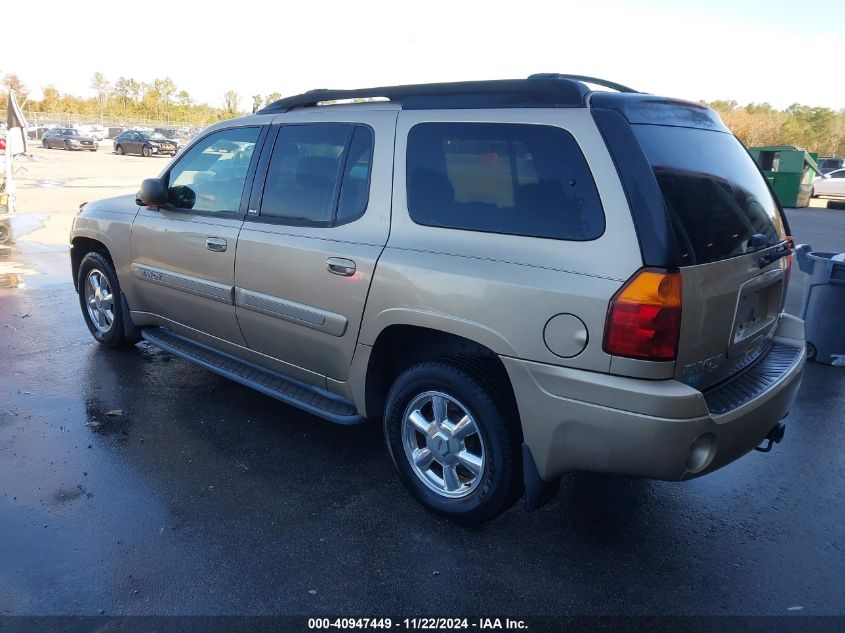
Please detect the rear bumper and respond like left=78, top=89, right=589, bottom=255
left=504, top=314, right=806, bottom=482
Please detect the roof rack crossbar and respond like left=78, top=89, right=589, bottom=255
left=258, top=75, right=638, bottom=114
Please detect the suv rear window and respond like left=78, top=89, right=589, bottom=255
left=633, top=125, right=787, bottom=266
left=406, top=123, right=604, bottom=240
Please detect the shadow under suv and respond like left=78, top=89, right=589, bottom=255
left=69, top=75, right=806, bottom=524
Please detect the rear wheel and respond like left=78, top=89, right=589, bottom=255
left=384, top=360, right=523, bottom=525
left=77, top=252, right=133, bottom=349
left=115, top=144, right=124, bottom=155
left=142, top=145, right=151, bottom=157
left=42, top=139, right=49, bottom=148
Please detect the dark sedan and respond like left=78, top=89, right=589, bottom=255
left=41, top=128, right=98, bottom=151
left=113, top=130, right=178, bottom=157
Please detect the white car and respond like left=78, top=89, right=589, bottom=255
left=813, top=168, right=845, bottom=198
left=75, top=125, right=106, bottom=141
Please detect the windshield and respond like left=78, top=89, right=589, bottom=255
left=633, top=125, right=787, bottom=266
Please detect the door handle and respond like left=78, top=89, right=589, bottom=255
left=326, top=257, right=356, bottom=276
left=206, top=237, right=227, bottom=252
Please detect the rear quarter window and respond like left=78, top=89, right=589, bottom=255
left=406, top=122, right=605, bottom=240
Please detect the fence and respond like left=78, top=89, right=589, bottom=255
left=22, top=111, right=215, bottom=132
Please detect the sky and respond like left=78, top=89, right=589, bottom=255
left=5, top=0, right=844, bottom=110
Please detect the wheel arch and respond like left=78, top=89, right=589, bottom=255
left=71, top=235, right=114, bottom=292
left=362, top=323, right=519, bottom=428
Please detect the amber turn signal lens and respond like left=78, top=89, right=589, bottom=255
left=603, top=269, right=682, bottom=362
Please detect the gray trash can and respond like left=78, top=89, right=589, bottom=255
left=795, top=244, right=845, bottom=365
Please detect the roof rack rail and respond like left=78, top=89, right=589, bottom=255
left=258, top=74, right=639, bottom=114
left=526, top=73, right=637, bottom=93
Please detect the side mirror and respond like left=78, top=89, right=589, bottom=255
left=136, top=178, right=168, bottom=207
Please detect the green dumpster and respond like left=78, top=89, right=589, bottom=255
left=749, top=145, right=821, bottom=208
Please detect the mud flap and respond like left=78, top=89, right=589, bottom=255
left=522, top=444, right=560, bottom=511
left=120, top=293, right=142, bottom=344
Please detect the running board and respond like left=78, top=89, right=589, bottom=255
left=140, top=327, right=365, bottom=425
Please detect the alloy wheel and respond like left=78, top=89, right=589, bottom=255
left=401, top=391, right=485, bottom=499
left=85, top=269, right=115, bottom=333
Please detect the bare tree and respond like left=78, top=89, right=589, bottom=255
left=90, top=72, right=110, bottom=123
left=223, top=90, right=240, bottom=115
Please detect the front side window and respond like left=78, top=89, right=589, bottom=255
left=259, top=124, right=373, bottom=225
left=406, top=122, right=605, bottom=240
left=166, top=127, right=260, bottom=213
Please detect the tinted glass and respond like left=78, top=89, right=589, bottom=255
left=260, top=124, right=349, bottom=224
left=633, top=125, right=786, bottom=266
left=166, top=127, right=259, bottom=213
left=336, top=126, right=374, bottom=223
left=406, top=123, right=604, bottom=240
left=832, top=170, right=845, bottom=179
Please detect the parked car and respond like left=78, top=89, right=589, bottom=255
left=113, top=130, right=178, bottom=157
left=818, top=157, right=844, bottom=174
left=69, top=75, right=806, bottom=524
left=42, top=127, right=98, bottom=151
left=812, top=168, right=845, bottom=197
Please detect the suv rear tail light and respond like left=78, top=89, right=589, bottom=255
left=603, top=269, right=682, bottom=361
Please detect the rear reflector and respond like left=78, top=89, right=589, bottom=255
left=603, top=269, right=682, bottom=361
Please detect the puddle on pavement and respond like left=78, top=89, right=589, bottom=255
left=37, top=179, right=68, bottom=188
left=0, top=213, right=72, bottom=289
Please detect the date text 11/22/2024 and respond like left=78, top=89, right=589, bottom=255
left=307, top=618, right=528, bottom=630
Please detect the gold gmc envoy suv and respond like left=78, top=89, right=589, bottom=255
left=70, top=75, right=806, bottom=524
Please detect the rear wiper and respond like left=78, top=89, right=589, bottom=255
left=758, top=241, right=793, bottom=269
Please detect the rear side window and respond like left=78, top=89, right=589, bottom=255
left=633, top=125, right=786, bottom=266
left=406, top=123, right=604, bottom=240
left=259, top=124, right=373, bottom=226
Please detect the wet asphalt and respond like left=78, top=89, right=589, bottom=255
left=0, top=205, right=843, bottom=617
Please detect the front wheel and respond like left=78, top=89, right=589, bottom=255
left=77, top=252, right=134, bottom=349
left=63, top=140, right=71, bottom=151
left=384, top=360, right=523, bottom=525
left=142, top=145, right=151, bottom=157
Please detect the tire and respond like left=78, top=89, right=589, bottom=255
left=63, top=140, right=71, bottom=151
left=42, top=139, right=49, bottom=149
left=384, top=359, right=523, bottom=525
left=142, top=145, right=151, bottom=157
left=77, top=252, right=134, bottom=349
left=810, top=187, right=816, bottom=199
left=115, top=144, right=124, bottom=155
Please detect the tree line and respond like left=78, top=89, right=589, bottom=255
left=2, top=71, right=843, bottom=156
left=0, top=71, right=285, bottom=126
left=704, top=100, right=845, bottom=157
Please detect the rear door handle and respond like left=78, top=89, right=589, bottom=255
left=206, top=237, right=227, bottom=252
left=326, top=257, right=356, bottom=276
